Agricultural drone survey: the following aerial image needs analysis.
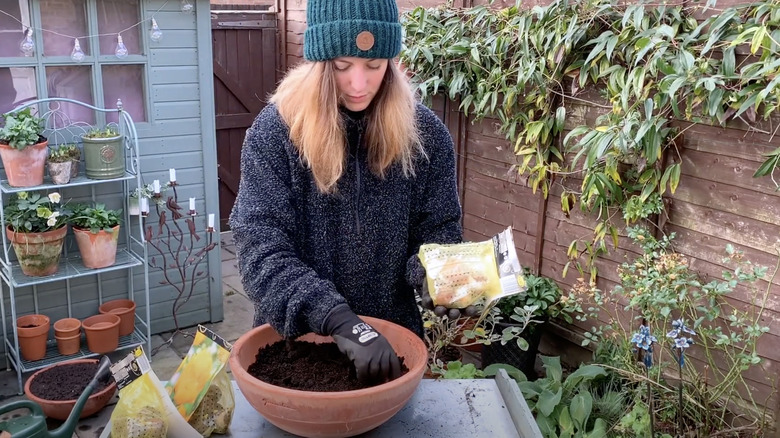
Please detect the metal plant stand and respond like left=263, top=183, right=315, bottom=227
left=0, top=98, right=152, bottom=393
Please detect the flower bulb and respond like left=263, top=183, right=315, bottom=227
left=115, top=34, right=128, bottom=59
left=19, top=29, right=34, bottom=56
left=150, top=18, right=163, bottom=42
left=181, top=0, right=193, bottom=12
left=71, top=38, right=85, bottom=62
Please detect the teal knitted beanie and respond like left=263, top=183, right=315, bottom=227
left=304, top=0, right=401, bottom=61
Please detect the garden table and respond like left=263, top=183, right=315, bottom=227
left=224, top=369, right=541, bottom=438
left=97, top=370, right=541, bottom=438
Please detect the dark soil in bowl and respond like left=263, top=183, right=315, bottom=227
left=29, top=362, right=114, bottom=401
left=248, top=339, right=409, bottom=391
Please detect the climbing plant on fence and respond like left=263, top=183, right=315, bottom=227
left=401, top=0, right=780, bottom=278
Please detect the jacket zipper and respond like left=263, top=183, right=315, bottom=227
left=355, top=124, right=363, bottom=234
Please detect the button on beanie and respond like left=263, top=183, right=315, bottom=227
left=304, top=0, right=402, bottom=61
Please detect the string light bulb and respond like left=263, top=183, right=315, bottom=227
left=19, top=28, right=34, bottom=56
left=71, top=38, right=85, bottom=62
left=181, top=0, right=193, bottom=12
left=150, top=18, right=163, bottom=42
left=115, top=34, right=128, bottom=58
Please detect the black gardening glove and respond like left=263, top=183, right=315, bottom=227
left=322, top=304, right=401, bottom=383
left=419, top=277, right=480, bottom=319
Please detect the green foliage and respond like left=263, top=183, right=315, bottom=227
left=401, top=0, right=780, bottom=275
left=0, top=108, right=45, bottom=150
left=83, top=126, right=120, bottom=139
left=48, top=144, right=78, bottom=163
left=496, top=272, right=583, bottom=323
left=430, top=360, right=484, bottom=379
left=517, top=356, right=611, bottom=438
left=69, top=203, right=122, bottom=233
left=615, top=401, right=652, bottom=438
left=4, top=191, right=70, bottom=233
left=577, top=227, right=773, bottom=433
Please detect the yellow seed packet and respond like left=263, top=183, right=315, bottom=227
left=164, top=325, right=233, bottom=422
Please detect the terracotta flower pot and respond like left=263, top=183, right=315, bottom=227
left=73, top=225, right=120, bottom=269
left=24, top=358, right=117, bottom=420
left=55, top=332, right=81, bottom=355
left=53, top=317, right=81, bottom=338
left=230, top=316, right=428, bottom=438
left=16, top=314, right=50, bottom=361
left=0, top=140, right=48, bottom=187
left=98, top=299, right=136, bottom=336
left=82, top=314, right=120, bottom=354
left=6, top=225, right=67, bottom=277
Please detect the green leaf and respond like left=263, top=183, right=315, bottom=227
left=555, top=107, right=566, bottom=132
left=569, top=391, right=593, bottom=430
left=751, top=26, right=767, bottom=55
left=537, top=388, right=563, bottom=417
left=754, top=153, right=780, bottom=178
left=559, top=406, right=574, bottom=434
left=722, top=47, right=735, bottom=77
left=644, top=98, right=654, bottom=119
left=669, top=162, right=681, bottom=193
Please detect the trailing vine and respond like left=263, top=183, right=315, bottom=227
left=401, top=0, right=780, bottom=278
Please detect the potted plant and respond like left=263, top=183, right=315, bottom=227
left=4, top=191, right=71, bottom=276
left=481, top=273, right=583, bottom=379
left=0, top=108, right=48, bottom=187
left=128, top=182, right=169, bottom=215
left=47, top=144, right=73, bottom=185
left=81, top=126, right=124, bottom=180
left=69, top=203, right=122, bottom=269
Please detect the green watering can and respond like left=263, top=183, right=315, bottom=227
left=0, top=356, right=112, bottom=438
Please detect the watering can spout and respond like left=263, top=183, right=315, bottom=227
left=49, top=356, right=112, bottom=438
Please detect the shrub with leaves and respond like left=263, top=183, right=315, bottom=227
left=401, top=0, right=780, bottom=279
left=576, top=227, right=773, bottom=434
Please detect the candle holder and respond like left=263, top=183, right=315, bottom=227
left=143, top=188, right=218, bottom=353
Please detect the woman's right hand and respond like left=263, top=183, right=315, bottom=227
left=322, top=304, right=401, bottom=383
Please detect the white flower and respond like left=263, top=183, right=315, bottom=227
left=48, top=193, right=61, bottom=203
left=47, top=216, right=57, bottom=227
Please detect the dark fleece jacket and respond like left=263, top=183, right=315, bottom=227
left=228, top=102, right=462, bottom=338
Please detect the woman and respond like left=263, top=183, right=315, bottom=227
left=229, top=0, right=462, bottom=383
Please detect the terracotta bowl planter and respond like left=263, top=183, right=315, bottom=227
left=98, top=299, right=136, bottom=336
left=24, top=358, right=117, bottom=420
left=16, top=314, right=50, bottom=361
left=82, top=314, right=120, bottom=354
left=53, top=317, right=81, bottom=338
left=230, top=316, right=428, bottom=438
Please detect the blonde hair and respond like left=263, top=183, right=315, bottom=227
left=270, top=61, right=422, bottom=193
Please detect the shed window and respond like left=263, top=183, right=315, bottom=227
left=0, top=0, right=148, bottom=123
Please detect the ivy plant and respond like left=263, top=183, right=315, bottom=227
left=401, top=0, right=780, bottom=277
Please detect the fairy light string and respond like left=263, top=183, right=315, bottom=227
left=0, top=0, right=192, bottom=60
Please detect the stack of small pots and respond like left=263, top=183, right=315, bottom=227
left=53, top=317, right=81, bottom=355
